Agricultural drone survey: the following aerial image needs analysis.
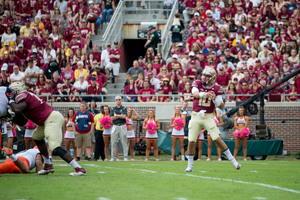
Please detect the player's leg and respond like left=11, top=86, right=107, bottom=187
left=242, top=137, right=248, bottom=160
left=145, top=139, right=151, bottom=160
left=185, top=114, right=202, bottom=172
left=205, top=115, right=241, bottom=169
left=1, top=147, right=30, bottom=173
left=207, top=134, right=213, bottom=161
left=171, top=137, right=177, bottom=160
left=153, top=139, right=158, bottom=160
left=71, top=140, right=77, bottom=159
left=178, top=137, right=185, bottom=161
left=233, top=137, right=241, bottom=158
left=45, top=111, right=86, bottom=175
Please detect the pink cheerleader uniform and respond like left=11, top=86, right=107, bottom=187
left=25, top=120, right=35, bottom=139
left=145, top=118, right=158, bottom=139
left=171, top=116, right=184, bottom=137
left=234, top=117, right=250, bottom=138
left=127, top=118, right=135, bottom=139
left=64, top=120, right=75, bottom=140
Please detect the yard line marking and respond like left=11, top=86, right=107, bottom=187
left=198, top=171, right=207, bottom=173
left=53, top=163, right=69, bottom=167
left=174, top=197, right=188, bottom=200
left=249, top=170, right=259, bottom=173
left=139, top=169, right=157, bottom=173
left=252, top=197, right=267, bottom=200
left=97, top=166, right=300, bottom=194
left=98, top=197, right=110, bottom=200
left=98, top=171, right=106, bottom=174
left=130, top=164, right=155, bottom=166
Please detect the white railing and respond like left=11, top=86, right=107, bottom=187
left=159, top=0, right=178, bottom=60
left=102, top=0, right=124, bottom=48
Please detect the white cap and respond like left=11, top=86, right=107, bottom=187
left=278, top=22, right=284, bottom=25
left=1, top=63, right=8, bottom=71
left=88, top=0, right=94, bottom=4
left=206, top=10, right=212, bottom=15
left=77, top=61, right=84, bottom=66
left=172, top=54, right=178, bottom=59
left=236, top=40, right=241, bottom=44
left=194, top=12, right=200, bottom=16
left=33, top=48, right=38, bottom=53
left=189, top=51, right=195, bottom=56
left=177, top=42, right=183, bottom=47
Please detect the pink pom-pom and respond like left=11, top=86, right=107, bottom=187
left=100, top=116, right=112, bottom=129
left=234, top=128, right=250, bottom=138
left=146, top=121, right=157, bottom=134
left=126, top=118, right=129, bottom=129
left=12, top=129, right=16, bottom=137
left=214, top=119, right=218, bottom=125
left=26, top=120, right=35, bottom=129
left=173, top=118, right=185, bottom=130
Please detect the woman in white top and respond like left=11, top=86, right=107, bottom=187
left=206, top=110, right=223, bottom=161
left=233, top=107, right=249, bottom=161
left=143, top=109, right=160, bottom=161
left=73, top=74, right=88, bottom=93
left=100, top=105, right=118, bottom=161
left=1, top=27, right=17, bottom=47
left=63, top=108, right=77, bottom=158
left=126, top=108, right=140, bottom=161
left=170, top=106, right=185, bottom=161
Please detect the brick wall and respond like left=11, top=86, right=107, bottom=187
left=54, top=103, right=300, bottom=154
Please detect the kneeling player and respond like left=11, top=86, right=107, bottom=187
left=0, top=147, right=43, bottom=174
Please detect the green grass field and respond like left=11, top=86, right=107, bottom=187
left=1, top=157, right=300, bottom=200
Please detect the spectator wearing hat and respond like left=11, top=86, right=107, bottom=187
left=105, top=41, right=121, bottom=88
left=102, top=0, right=116, bottom=24
left=0, top=64, right=10, bottom=85
left=79, top=19, right=92, bottom=44
left=138, top=81, right=156, bottom=102
left=230, top=39, right=244, bottom=59
left=180, top=51, right=191, bottom=71
left=216, top=66, right=231, bottom=90
left=237, top=81, right=253, bottom=101
left=144, top=25, right=159, bottom=51
left=87, top=66, right=108, bottom=94
left=15, top=44, right=29, bottom=67
left=18, top=0, right=32, bottom=20
left=39, top=80, right=55, bottom=102
left=185, top=60, right=197, bottom=81
left=159, top=77, right=172, bottom=102
left=84, top=77, right=102, bottom=102
left=74, top=61, right=88, bottom=82
left=30, top=16, right=45, bottom=32
left=260, top=34, right=278, bottom=50
left=124, top=77, right=138, bottom=102
left=24, top=59, right=41, bottom=85
left=1, top=27, right=17, bottom=47
left=175, top=43, right=187, bottom=58
left=70, top=32, right=84, bottom=53
left=167, top=54, right=182, bottom=71
left=2, top=50, right=22, bottom=74
left=127, top=60, right=144, bottom=81
left=0, top=42, right=13, bottom=58
left=182, top=0, right=197, bottom=23
left=217, top=55, right=235, bottom=73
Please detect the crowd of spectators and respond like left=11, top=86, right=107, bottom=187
left=0, top=0, right=118, bottom=102
left=125, top=0, right=300, bottom=103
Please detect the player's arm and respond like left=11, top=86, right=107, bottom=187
left=191, top=87, right=211, bottom=99
left=14, top=158, right=30, bottom=173
left=9, top=101, right=28, bottom=114
left=35, top=154, right=43, bottom=173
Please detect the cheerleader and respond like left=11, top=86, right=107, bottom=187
left=6, top=121, right=15, bottom=149
left=206, top=110, right=223, bottom=161
left=233, top=107, right=249, bottom=161
left=143, top=109, right=160, bottom=161
left=170, top=106, right=185, bottom=161
left=126, top=108, right=140, bottom=161
left=24, top=120, right=37, bottom=150
left=63, top=108, right=77, bottom=158
left=100, top=105, right=118, bottom=161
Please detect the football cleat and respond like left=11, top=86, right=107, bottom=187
left=235, top=163, right=242, bottom=170
left=38, top=164, right=54, bottom=175
left=69, top=168, right=86, bottom=176
left=184, top=167, right=193, bottom=172
left=2, top=147, right=13, bottom=156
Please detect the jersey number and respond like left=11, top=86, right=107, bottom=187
left=29, top=93, right=44, bottom=104
left=199, top=96, right=211, bottom=107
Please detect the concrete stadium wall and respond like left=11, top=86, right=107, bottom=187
left=53, top=102, right=300, bottom=154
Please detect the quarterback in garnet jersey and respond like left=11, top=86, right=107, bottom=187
left=184, top=67, right=241, bottom=172
left=8, top=82, right=86, bottom=176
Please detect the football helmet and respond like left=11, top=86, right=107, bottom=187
left=9, top=81, right=26, bottom=93
left=202, top=67, right=217, bottom=86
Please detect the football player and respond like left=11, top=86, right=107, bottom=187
left=0, top=147, right=43, bottom=174
left=8, top=82, right=86, bottom=176
left=185, top=67, right=241, bottom=172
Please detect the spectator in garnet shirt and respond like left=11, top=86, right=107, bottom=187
left=237, top=81, right=253, bottom=101
left=268, top=86, right=284, bottom=102
left=138, top=81, right=156, bottom=102
left=159, top=78, right=172, bottom=102
left=292, top=73, right=300, bottom=102
left=185, top=60, right=197, bottom=81
left=216, top=66, right=231, bottom=90
left=39, top=80, right=55, bottom=102
left=84, top=77, right=102, bottom=102
left=88, top=45, right=101, bottom=65
left=124, top=78, right=138, bottom=102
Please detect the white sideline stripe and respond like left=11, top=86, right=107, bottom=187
left=174, top=198, right=188, bottom=200
left=97, top=166, right=300, bottom=194
left=98, top=197, right=110, bottom=200
left=98, top=171, right=106, bottom=174
left=252, top=197, right=267, bottom=200
left=249, top=170, right=259, bottom=173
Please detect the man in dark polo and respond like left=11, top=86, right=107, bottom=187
left=110, top=96, right=128, bottom=161
left=144, top=25, right=159, bottom=52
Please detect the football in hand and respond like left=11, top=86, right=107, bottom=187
left=86, top=13, right=98, bottom=23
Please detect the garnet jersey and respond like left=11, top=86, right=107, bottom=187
left=191, top=80, right=223, bottom=113
left=15, top=91, right=54, bottom=126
